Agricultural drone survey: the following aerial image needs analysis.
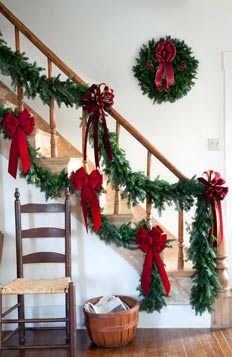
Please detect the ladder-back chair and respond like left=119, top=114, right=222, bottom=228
left=0, top=187, right=77, bottom=355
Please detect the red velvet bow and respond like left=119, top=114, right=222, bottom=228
left=81, top=83, right=114, bottom=168
left=136, top=226, right=170, bottom=296
left=2, top=110, right=35, bottom=178
left=198, top=170, right=228, bottom=244
left=70, top=167, right=103, bottom=232
left=154, top=39, right=176, bottom=89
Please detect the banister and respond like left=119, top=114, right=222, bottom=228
left=0, top=1, right=188, bottom=181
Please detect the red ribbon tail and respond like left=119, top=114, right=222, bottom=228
left=211, top=199, right=218, bottom=241
left=101, top=111, right=113, bottom=161
left=81, top=189, right=89, bottom=233
left=155, top=253, right=170, bottom=295
left=89, top=190, right=102, bottom=232
left=8, top=135, right=19, bottom=179
left=141, top=249, right=153, bottom=296
left=93, top=116, right=100, bottom=168
left=155, top=63, right=165, bottom=88
left=165, top=63, right=175, bottom=88
left=217, top=200, right=224, bottom=245
left=17, top=128, right=31, bottom=174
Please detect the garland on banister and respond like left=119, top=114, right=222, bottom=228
left=0, top=32, right=226, bottom=315
left=0, top=32, right=88, bottom=107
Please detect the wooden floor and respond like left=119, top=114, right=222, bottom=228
left=1, top=328, right=232, bottom=356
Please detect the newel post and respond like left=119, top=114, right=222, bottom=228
left=215, top=207, right=230, bottom=293
left=211, top=206, right=231, bottom=329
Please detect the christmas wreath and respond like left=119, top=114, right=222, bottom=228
left=133, top=36, right=199, bottom=104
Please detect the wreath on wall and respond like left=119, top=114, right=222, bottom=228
left=133, top=36, right=199, bottom=104
left=0, top=32, right=225, bottom=316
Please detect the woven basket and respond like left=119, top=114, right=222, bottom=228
left=83, top=295, right=139, bottom=347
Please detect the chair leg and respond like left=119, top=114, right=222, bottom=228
left=65, top=292, right=70, bottom=341
left=18, top=295, right=25, bottom=344
left=68, top=282, right=77, bottom=357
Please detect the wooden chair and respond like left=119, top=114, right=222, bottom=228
left=0, top=187, right=77, bottom=355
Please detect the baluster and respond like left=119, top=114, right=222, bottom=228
left=146, top=151, right=152, bottom=229
left=47, top=59, right=57, bottom=157
left=15, top=27, right=24, bottom=112
left=177, top=210, right=184, bottom=270
left=114, top=122, right=121, bottom=214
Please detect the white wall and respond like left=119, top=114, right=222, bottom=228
left=0, top=0, right=231, bottom=327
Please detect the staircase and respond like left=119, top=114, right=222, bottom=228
left=0, top=1, right=231, bottom=329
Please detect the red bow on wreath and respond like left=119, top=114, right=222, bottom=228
left=2, top=109, right=35, bottom=178
left=81, top=83, right=114, bottom=168
left=136, top=225, right=170, bottom=296
left=70, top=167, right=103, bottom=232
left=154, top=39, right=176, bottom=90
left=198, top=170, right=228, bottom=245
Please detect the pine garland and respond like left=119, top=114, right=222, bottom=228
left=0, top=33, right=220, bottom=315
left=187, top=197, right=221, bottom=315
left=138, top=263, right=168, bottom=313
left=0, top=32, right=88, bottom=107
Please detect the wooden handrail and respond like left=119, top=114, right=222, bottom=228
left=0, top=1, right=187, bottom=181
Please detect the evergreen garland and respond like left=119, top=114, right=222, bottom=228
left=0, top=32, right=88, bottom=107
left=187, top=197, right=221, bottom=315
left=133, top=36, right=199, bottom=104
left=138, top=263, right=168, bottom=313
left=0, top=33, right=221, bottom=315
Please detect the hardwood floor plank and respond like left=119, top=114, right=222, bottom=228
left=188, top=328, right=207, bottom=356
left=197, top=328, right=216, bottom=356
left=171, top=329, right=187, bottom=356
left=207, top=330, right=227, bottom=356
left=213, top=330, right=232, bottom=356
left=1, top=328, right=232, bottom=356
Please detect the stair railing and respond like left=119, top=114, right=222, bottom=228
left=0, top=1, right=197, bottom=272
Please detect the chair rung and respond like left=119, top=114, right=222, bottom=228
left=1, top=344, right=70, bottom=350
left=2, top=317, right=68, bottom=324
left=1, top=327, right=20, bottom=344
left=2, top=303, right=20, bottom=318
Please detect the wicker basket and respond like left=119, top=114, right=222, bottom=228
left=83, top=295, right=139, bottom=347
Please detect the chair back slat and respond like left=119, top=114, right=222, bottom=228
left=21, top=228, right=65, bottom=238
left=21, top=203, right=65, bottom=213
left=23, top=252, right=65, bottom=264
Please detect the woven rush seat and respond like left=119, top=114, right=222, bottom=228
left=2, top=277, right=71, bottom=295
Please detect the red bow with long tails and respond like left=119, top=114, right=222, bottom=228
left=154, top=39, right=176, bottom=89
left=81, top=83, right=114, bottom=168
left=198, top=170, right=228, bottom=244
left=136, top=225, right=170, bottom=296
left=2, top=110, right=35, bottom=178
left=70, top=167, right=103, bottom=232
